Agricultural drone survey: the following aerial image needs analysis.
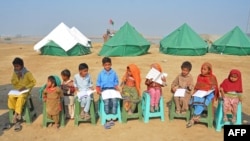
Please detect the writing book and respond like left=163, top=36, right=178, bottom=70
left=174, top=88, right=186, bottom=97
left=101, top=89, right=122, bottom=100
left=193, top=90, right=214, bottom=98
left=8, top=89, right=30, bottom=96
left=146, top=67, right=168, bottom=85
left=77, top=89, right=96, bottom=99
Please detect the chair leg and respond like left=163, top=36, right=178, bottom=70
left=90, top=100, right=96, bottom=125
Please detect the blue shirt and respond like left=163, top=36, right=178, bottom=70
left=96, top=68, right=119, bottom=89
left=74, top=73, right=93, bottom=91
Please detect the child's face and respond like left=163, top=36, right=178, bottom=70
left=47, top=80, right=53, bottom=88
left=13, top=64, right=22, bottom=71
left=181, top=68, right=190, bottom=77
left=79, top=68, right=88, bottom=77
left=127, top=68, right=132, bottom=76
left=229, top=74, right=238, bottom=82
left=201, top=65, right=210, bottom=75
left=61, top=75, right=69, bottom=81
left=103, top=62, right=111, bottom=71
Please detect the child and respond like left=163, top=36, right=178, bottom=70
left=145, top=63, right=167, bottom=112
left=220, top=69, right=243, bottom=123
left=120, top=64, right=141, bottom=114
left=42, top=75, right=63, bottom=129
left=96, top=57, right=120, bottom=129
left=7, top=57, right=36, bottom=131
left=171, top=61, right=194, bottom=115
left=74, top=63, right=94, bottom=120
left=61, top=69, right=75, bottom=120
left=186, top=62, right=219, bottom=128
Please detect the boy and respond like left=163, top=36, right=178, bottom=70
left=171, top=61, right=194, bottom=115
left=96, top=57, right=120, bottom=128
left=74, top=63, right=94, bottom=120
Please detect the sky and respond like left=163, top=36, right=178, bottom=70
left=0, top=0, right=250, bottom=38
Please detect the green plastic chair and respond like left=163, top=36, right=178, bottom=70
left=169, top=96, right=191, bottom=122
left=121, top=99, right=142, bottom=123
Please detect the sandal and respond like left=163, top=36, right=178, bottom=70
left=2, top=123, right=12, bottom=131
left=186, top=120, right=194, bottom=128
left=231, top=117, right=236, bottom=124
left=223, top=116, right=228, bottom=122
left=14, top=122, right=22, bottom=132
left=104, top=123, right=111, bottom=129
left=108, top=120, right=115, bottom=126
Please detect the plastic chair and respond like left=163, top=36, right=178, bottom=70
left=98, top=97, right=122, bottom=125
left=169, top=96, right=191, bottom=122
left=9, top=95, right=37, bottom=124
left=121, top=99, right=142, bottom=123
left=215, top=99, right=242, bottom=132
left=141, top=91, right=165, bottom=123
left=74, top=97, right=97, bottom=126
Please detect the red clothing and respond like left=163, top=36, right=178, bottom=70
left=220, top=69, right=243, bottom=93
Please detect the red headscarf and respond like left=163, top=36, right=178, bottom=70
left=220, top=69, right=243, bottom=93
left=122, top=64, right=141, bottom=96
left=194, top=62, right=219, bottom=99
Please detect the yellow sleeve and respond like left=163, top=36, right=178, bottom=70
left=25, top=72, right=36, bottom=89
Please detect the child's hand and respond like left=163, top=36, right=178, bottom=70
left=19, top=87, right=26, bottom=91
left=161, top=76, right=166, bottom=82
left=239, top=97, right=242, bottom=102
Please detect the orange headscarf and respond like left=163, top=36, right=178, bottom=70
left=122, top=64, right=141, bottom=96
left=150, top=63, right=162, bottom=72
left=195, top=62, right=219, bottom=99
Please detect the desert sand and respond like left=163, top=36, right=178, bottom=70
left=0, top=42, right=249, bottom=141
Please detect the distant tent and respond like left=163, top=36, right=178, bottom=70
left=160, top=23, right=208, bottom=56
left=210, top=26, right=250, bottom=55
left=34, top=22, right=91, bottom=56
left=98, top=22, right=150, bottom=57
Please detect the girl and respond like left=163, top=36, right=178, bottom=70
left=145, top=63, right=166, bottom=112
left=43, top=76, right=63, bottom=128
left=186, top=62, right=219, bottom=128
left=220, top=69, right=243, bottom=123
left=120, top=64, right=141, bottom=114
left=61, top=69, right=75, bottom=120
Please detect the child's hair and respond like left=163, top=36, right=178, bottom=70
left=48, top=75, right=57, bottom=87
left=181, top=61, right=192, bottom=71
left=79, top=63, right=88, bottom=70
left=102, top=57, right=111, bottom=64
left=12, top=57, right=24, bottom=66
left=61, top=69, right=71, bottom=78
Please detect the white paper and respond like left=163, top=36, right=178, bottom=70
left=101, top=89, right=122, bottom=100
left=77, top=89, right=96, bottom=99
left=8, top=89, right=30, bottom=96
left=146, top=67, right=168, bottom=85
left=174, top=88, right=186, bottom=97
left=193, top=90, right=214, bottom=98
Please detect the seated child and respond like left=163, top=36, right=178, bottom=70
left=74, top=63, right=94, bottom=120
left=96, top=57, right=120, bottom=129
left=42, top=75, right=63, bottom=129
left=120, top=64, right=141, bottom=114
left=186, top=62, right=219, bottom=128
left=171, top=61, right=194, bottom=115
left=145, top=63, right=167, bottom=112
left=220, top=69, right=243, bottom=123
left=61, top=69, right=75, bottom=120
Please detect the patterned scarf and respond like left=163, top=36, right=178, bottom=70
left=14, top=67, right=28, bottom=79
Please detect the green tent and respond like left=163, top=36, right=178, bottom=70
left=210, top=26, right=250, bottom=55
left=160, top=23, right=208, bottom=56
left=98, top=22, right=150, bottom=57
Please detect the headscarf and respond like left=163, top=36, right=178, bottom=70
left=194, top=62, right=219, bottom=99
left=122, top=64, right=141, bottom=96
left=151, top=63, right=162, bottom=72
left=220, top=69, right=243, bottom=93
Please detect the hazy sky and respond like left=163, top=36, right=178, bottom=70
left=1, top=0, right=250, bottom=37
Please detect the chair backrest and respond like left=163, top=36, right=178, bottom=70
left=38, top=75, right=62, bottom=101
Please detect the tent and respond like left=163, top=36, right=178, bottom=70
left=98, top=22, right=150, bottom=57
left=160, top=23, right=208, bottom=56
left=34, top=22, right=91, bottom=56
left=210, top=26, right=250, bottom=55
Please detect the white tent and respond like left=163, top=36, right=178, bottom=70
left=34, top=22, right=91, bottom=56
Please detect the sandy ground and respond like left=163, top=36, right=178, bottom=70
left=0, top=42, right=249, bottom=141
